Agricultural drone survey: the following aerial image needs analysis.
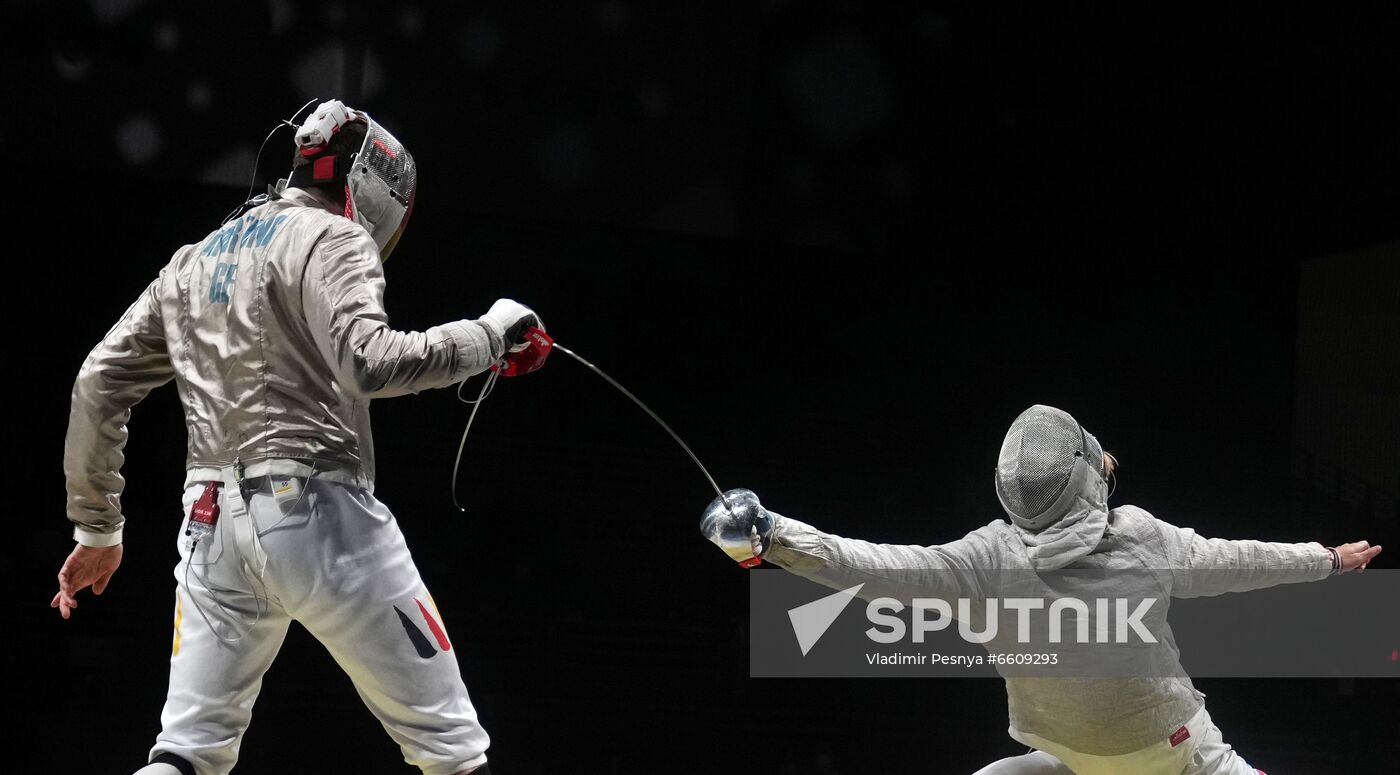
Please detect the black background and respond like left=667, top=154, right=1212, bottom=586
left=5, top=3, right=1398, bottom=773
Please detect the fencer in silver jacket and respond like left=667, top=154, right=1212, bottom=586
left=64, top=184, right=512, bottom=547
left=55, top=101, right=536, bottom=775
left=701, top=405, right=1382, bottom=773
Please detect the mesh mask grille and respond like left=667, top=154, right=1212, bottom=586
left=996, top=406, right=1101, bottom=520
left=359, top=121, right=417, bottom=206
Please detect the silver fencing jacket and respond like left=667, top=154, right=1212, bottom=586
left=65, top=188, right=505, bottom=547
left=764, top=505, right=1332, bottom=755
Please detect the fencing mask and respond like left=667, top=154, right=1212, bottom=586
left=994, top=405, right=1109, bottom=532
left=288, top=99, right=417, bottom=260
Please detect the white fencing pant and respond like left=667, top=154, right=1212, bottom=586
left=150, top=476, right=489, bottom=775
left=974, top=707, right=1264, bottom=775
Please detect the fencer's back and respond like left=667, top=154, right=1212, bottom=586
left=154, top=193, right=379, bottom=490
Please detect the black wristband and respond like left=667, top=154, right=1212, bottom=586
left=1327, top=547, right=1341, bottom=573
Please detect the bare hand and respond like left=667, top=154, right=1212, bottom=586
left=50, top=544, right=123, bottom=619
left=1333, top=540, right=1382, bottom=573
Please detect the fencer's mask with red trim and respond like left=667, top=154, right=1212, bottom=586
left=289, top=99, right=417, bottom=261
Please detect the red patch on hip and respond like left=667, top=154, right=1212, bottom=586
left=1169, top=725, right=1190, bottom=747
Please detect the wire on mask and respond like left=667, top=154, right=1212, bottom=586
left=221, top=97, right=321, bottom=224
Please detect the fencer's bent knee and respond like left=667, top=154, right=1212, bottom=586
left=971, top=751, right=1073, bottom=775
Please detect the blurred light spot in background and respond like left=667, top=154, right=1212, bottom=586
left=200, top=146, right=259, bottom=188
left=918, top=12, right=952, bottom=42
left=152, top=20, right=180, bottom=51
left=650, top=180, right=737, bottom=238
left=458, top=17, right=504, bottom=68
left=267, top=0, right=296, bottom=35
left=361, top=48, right=386, bottom=98
left=784, top=30, right=892, bottom=148
left=186, top=80, right=213, bottom=111
left=400, top=6, right=424, bottom=37
left=88, top=0, right=151, bottom=24
left=534, top=123, right=597, bottom=191
left=636, top=79, right=670, bottom=120
left=292, top=41, right=348, bottom=101
left=116, top=115, right=163, bottom=166
left=291, top=42, right=385, bottom=101
left=595, top=1, right=631, bottom=35
left=53, top=45, right=91, bottom=81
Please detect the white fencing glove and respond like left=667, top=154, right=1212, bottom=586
left=480, top=298, right=544, bottom=354
left=700, top=488, right=775, bottom=567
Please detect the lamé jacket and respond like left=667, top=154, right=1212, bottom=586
left=64, top=187, right=506, bottom=546
left=764, top=502, right=1332, bottom=755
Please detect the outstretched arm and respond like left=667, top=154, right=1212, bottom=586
left=1156, top=516, right=1382, bottom=598
left=700, top=489, right=999, bottom=602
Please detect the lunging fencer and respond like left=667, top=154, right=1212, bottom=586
left=701, top=404, right=1382, bottom=775
left=52, top=100, right=547, bottom=775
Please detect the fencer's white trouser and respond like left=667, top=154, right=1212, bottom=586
left=973, top=706, right=1263, bottom=775
left=149, top=475, right=489, bottom=775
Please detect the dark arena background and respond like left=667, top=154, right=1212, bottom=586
left=6, top=3, right=1398, bottom=773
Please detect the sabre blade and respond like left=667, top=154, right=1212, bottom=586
left=551, top=343, right=731, bottom=511
left=451, top=338, right=731, bottom=513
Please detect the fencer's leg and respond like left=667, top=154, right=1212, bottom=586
left=1185, top=709, right=1265, bottom=775
left=132, top=751, right=201, bottom=775
left=149, top=517, right=292, bottom=775
left=281, top=483, right=489, bottom=775
left=971, top=750, right=1076, bottom=775
left=132, top=763, right=183, bottom=775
